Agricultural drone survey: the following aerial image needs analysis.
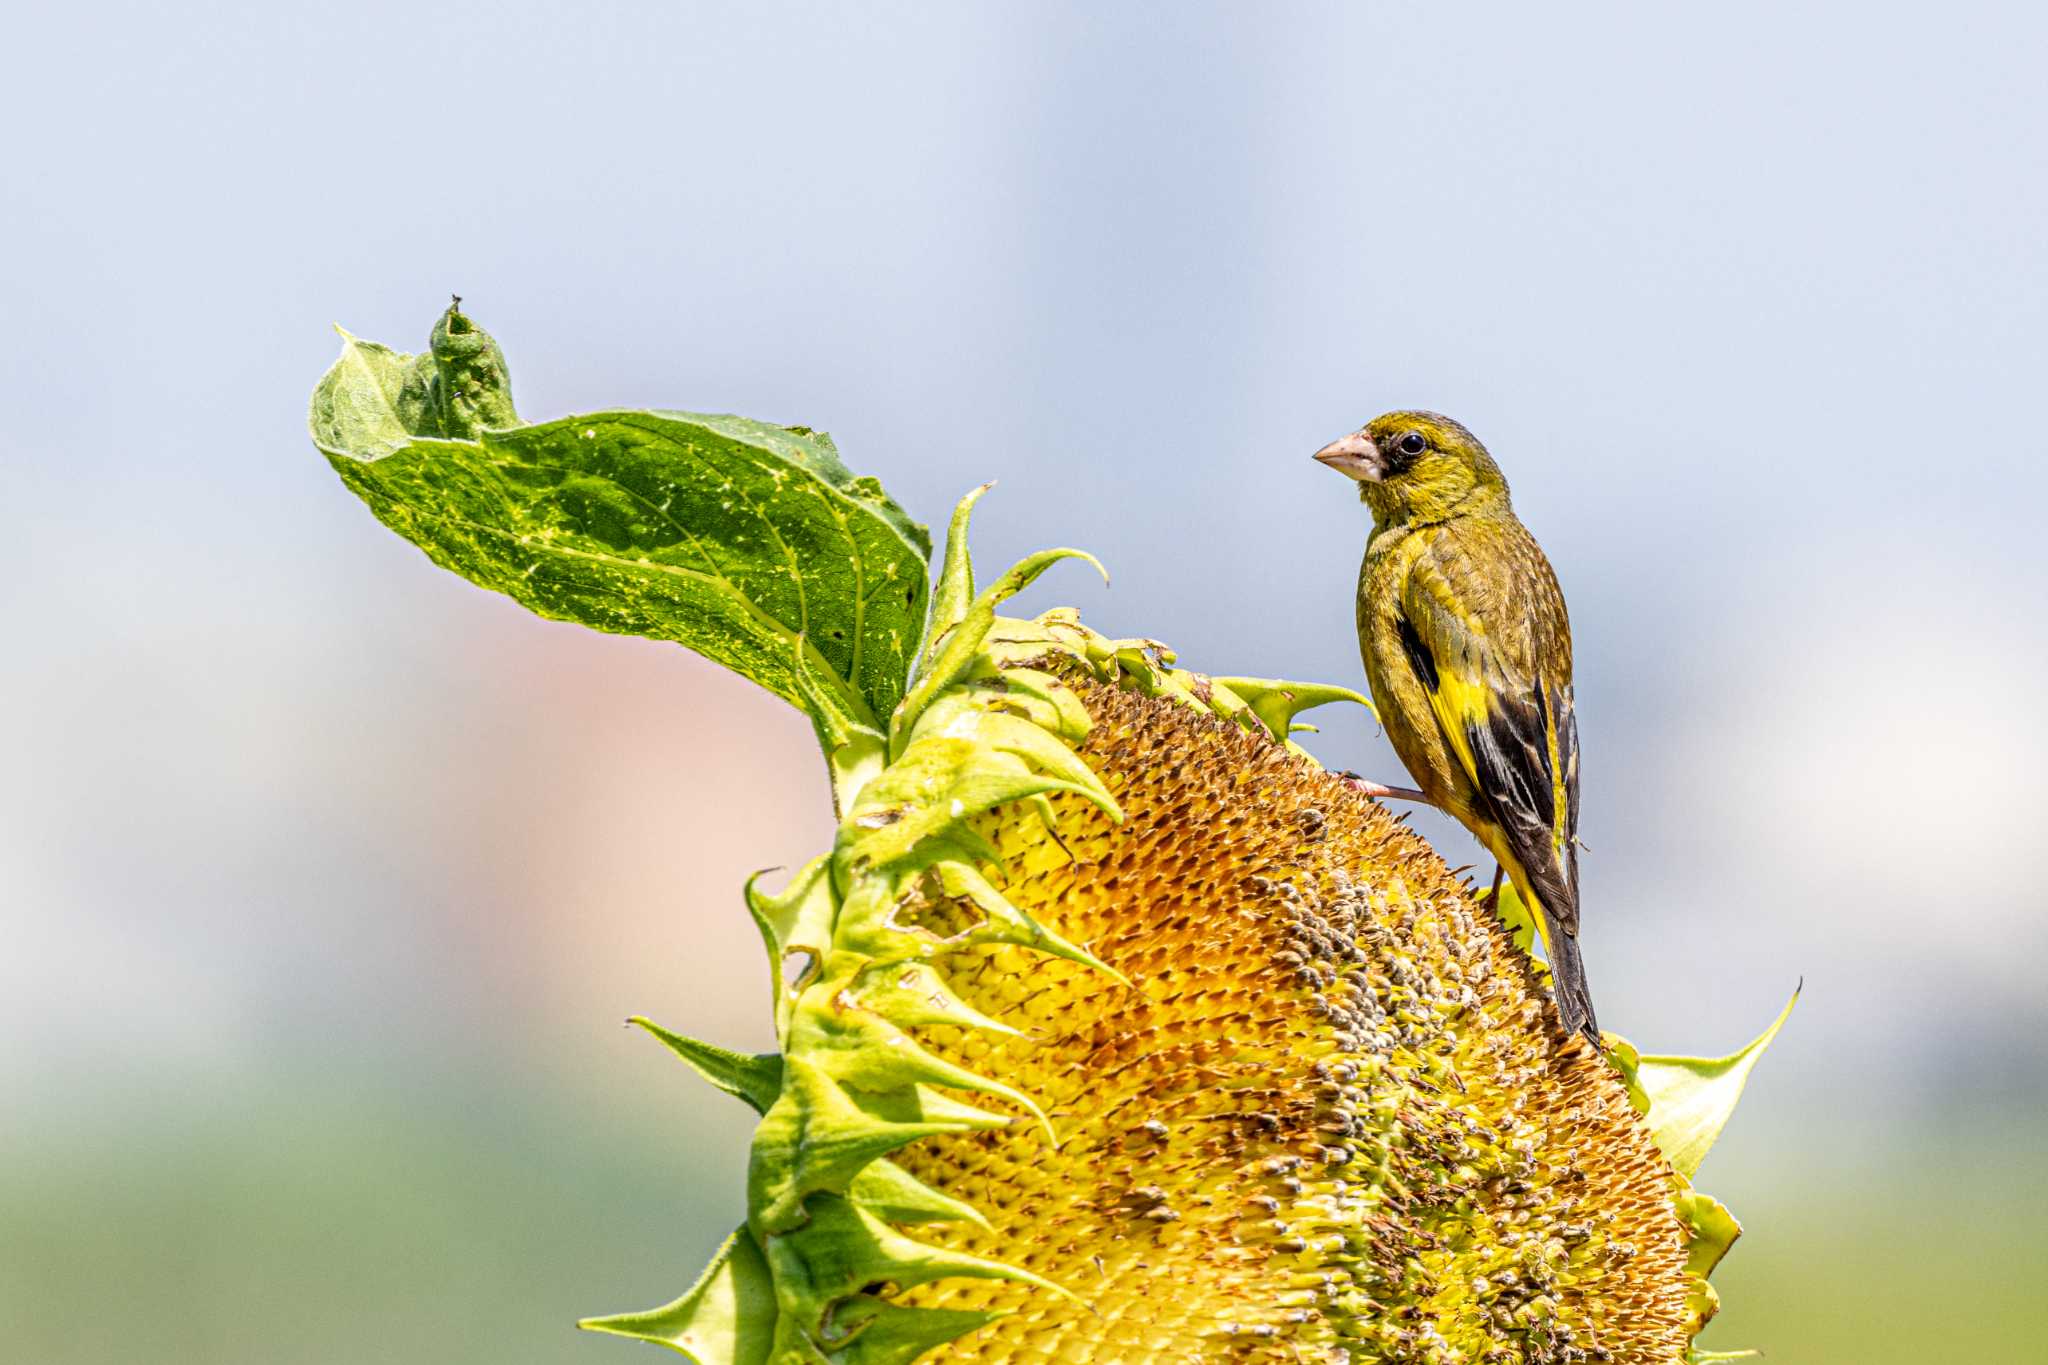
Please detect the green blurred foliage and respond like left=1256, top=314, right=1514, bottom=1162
left=0, top=1070, right=747, bottom=1363
left=1699, top=1120, right=2043, bottom=1362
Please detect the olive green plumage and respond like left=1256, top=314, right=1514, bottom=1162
left=1316, top=411, right=1597, bottom=1043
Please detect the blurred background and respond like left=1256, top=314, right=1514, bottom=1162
left=5, top=2, right=2043, bottom=1360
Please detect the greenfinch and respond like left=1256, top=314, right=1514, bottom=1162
left=1316, top=412, right=1597, bottom=1044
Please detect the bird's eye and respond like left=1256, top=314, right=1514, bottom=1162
left=1398, top=431, right=1428, bottom=456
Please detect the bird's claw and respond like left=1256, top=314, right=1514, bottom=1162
left=1334, top=771, right=1435, bottom=805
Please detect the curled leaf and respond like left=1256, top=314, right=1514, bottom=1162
left=1632, top=986, right=1799, bottom=1180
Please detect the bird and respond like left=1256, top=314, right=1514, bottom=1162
left=1315, top=411, right=1599, bottom=1045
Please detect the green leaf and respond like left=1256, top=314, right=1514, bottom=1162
left=1481, top=879, right=1545, bottom=974
left=1690, top=1350, right=1762, bottom=1362
left=1210, top=676, right=1375, bottom=741
left=1635, top=986, right=1799, bottom=1180
left=889, top=543, right=1106, bottom=755
left=919, top=483, right=992, bottom=675
left=761, top=1194, right=1075, bottom=1311
left=822, top=1297, right=1007, bottom=1365
left=840, top=734, right=1114, bottom=870
left=309, top=300, right=519, bottom=456
left=311, top=306, right=932, bottom=729
left=580, top=1225, right=776, bottom=1364
left=308, top=331, right=421, bottom=459
left=1676, top=1186, right=1743, bottom=1334
left=787, top=633, right=889, bottom=812
left=847, top=1159, right=993, bottom=1230
left=743, top=859, right=841, bottom=1041
left=748, top=1059, right=1011, bottom=1236
left=629, top=1017, right=783, bottom=1115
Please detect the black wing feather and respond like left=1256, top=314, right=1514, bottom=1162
left=1461, top=676, right=1578, bottom=935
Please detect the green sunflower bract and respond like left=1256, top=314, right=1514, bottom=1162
left=309, top=304, right=1788, bottom=1365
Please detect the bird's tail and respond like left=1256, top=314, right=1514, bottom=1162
left=1544, top=920, right=1601, bottom=1046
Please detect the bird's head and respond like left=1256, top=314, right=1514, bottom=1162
left=1314, top=410, right=1507, bottom=526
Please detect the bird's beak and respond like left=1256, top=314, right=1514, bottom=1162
left=1313, top=431, right=1386, bottom=482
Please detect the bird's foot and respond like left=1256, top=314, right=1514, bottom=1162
left=1334, top=771, right=1435, bottom=805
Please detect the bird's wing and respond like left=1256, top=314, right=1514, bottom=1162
left=1398, top=526, right=1581, bottom=933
